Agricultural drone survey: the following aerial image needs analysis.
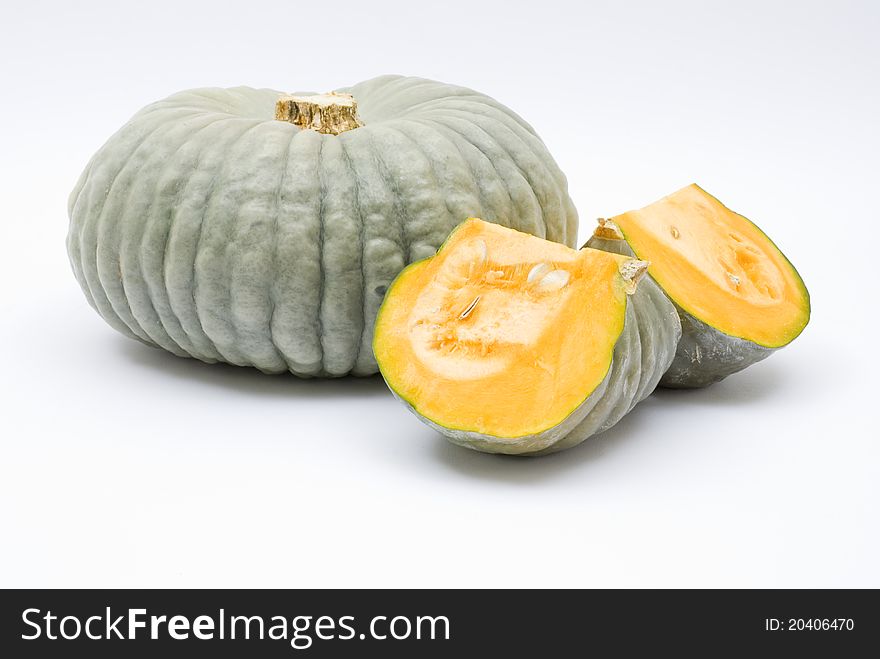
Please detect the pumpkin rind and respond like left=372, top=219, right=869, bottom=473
left=67, top=76, right=577, bottom=376
left=662, top=303, right=773, bottom=388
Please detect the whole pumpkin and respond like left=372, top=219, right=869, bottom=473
left=67, top=75, right=577, bottom=376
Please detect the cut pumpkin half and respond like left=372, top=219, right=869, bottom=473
left=374, top=218, right=681, bottom=455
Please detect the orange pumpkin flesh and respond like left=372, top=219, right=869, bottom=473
left=608, top=184, right=809, bottom=348
left=373, top=219, right=632, bottom=439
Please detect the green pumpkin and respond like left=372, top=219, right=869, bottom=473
left=67, top=75, right=577, bottom=376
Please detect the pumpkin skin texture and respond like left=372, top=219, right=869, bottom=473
left=587, top=184, right=810, bottom=388
left=67, top=76, right=578, bottom=376
left=373, top=219, right=681, bottom=455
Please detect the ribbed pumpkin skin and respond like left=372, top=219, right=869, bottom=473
left=67, top=75, right=577, bottom=376
left=662, top=307, right=772, bottom=388
left=410, top=276, right=681, bottom=456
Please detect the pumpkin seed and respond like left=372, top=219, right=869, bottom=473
left=459, top=296, right=481, bottom=320
left=533, top=269, right=571, bottom=292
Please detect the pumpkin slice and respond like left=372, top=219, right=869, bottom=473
left=588, top=184, right=810, bottom=388
left=374, top=218, right=681, bottom=455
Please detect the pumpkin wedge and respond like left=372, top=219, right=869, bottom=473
left=588, top=184, right=810, bottom=388
left=374, top=219, right=681, bottom=455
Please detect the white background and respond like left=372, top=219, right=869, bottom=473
left=1, top=0, right=878, bottom=587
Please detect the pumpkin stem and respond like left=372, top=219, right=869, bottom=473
left=619, top=259, right=650, bottom=295
left=593, top=217, right=625, bottom=241
left=275, top=92, right=364, bottom=135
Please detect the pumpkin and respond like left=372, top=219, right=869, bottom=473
left=373, top=219, right=681, bottom=455
left=588, top=184, right=810, bottom=388
left=67, top=75, right=577, bottom=376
